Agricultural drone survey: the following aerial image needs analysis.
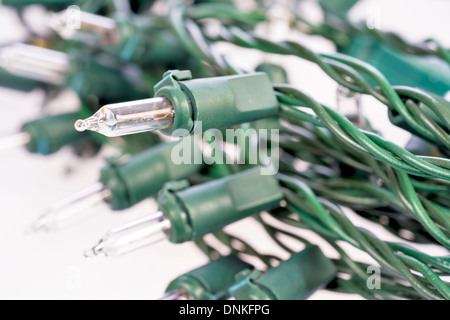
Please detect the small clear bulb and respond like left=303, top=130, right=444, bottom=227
left=84, top=211, right=171, bottom=258
left=0, top=132, right=31, bottom=153
left=75, top=97, right=175, bottom=137
left=29, top=183, right=111, bottom=233
left=0, top=43, right=70, bottom=85
left=50, top=10, right=119, bottom=46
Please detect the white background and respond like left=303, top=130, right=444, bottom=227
left=0, top=0, right=449, bottom=300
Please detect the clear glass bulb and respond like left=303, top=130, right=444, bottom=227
left=29, top=183, right=111, bottom=233
left=75, top=97, right=175, bottom=137
left=0, top=43, right=70, bottom=85
left=84, top=212, right=171, bottom=258
left=50, top=10, right=119, bottom=46
left=0, top=132, right=31, bottom=153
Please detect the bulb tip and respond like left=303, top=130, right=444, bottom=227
left=74, top=119, right=87, bottom=132
left=84, top=240, right=106, bottom=259
left=83, top=248, right=96, bottom=259
left=26, top=218, right=47, bottom=235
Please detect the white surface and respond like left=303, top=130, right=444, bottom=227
left=0, top=0, right=449, bottom=300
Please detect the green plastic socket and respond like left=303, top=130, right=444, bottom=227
left=109, top=17, right=186, bottom=67
left=67, top=51, right=148, bottom=102
left=21, top=112, right=93, bottom=155
left=165, top=255, right=253, bottom=300
left=158, top=167, right=283, bottom=243
left=343, top=36, right=450, bottom=97
left=154, top=70, right=279, bottom=136
left=99, top=141, right=205, bottom=211
left=248, top=63, right=287, bottom=132
left=229, top=245, right=336, bottom=300
left=255, top=63, right=289, bottom=85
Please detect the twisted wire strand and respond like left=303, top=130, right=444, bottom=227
left=276, top=86, right=450, bottom=180
left=277, top=120, right=450, bottom=244
left=211, top=26, right=450, bottom=149
left=257, top=211, right=421, bottom=300
left=266, top=210, right=428, bottom=300
left=280, top=117, right=450, bottom=192
left=276, top=87, right=450, bottom=247
left=277, top=174, right=450, bottom=300
left=283, top=167, right=448, bottom=244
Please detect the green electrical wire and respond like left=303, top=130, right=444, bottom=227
left=209, top=26, right=450, bottom=148
left=279, top=162, right=445, bottom=245
left=277, top=122, right=450, bottom=242
left=277, top=175, right=450, bottom=300
left=276, top=87, right=450, bottom=179
left=262, top=209, right=429, bottom=300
